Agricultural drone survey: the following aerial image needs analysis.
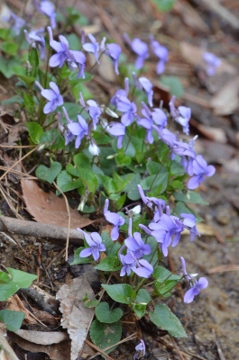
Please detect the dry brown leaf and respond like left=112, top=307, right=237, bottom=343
left=14, top=330, right=68, bottom=345
left=211, top=77, right=239, bottom=116
left=0, top=333, right=18, bottom=360
left=207, top=264, right=239, bottom=274
left=174, top=0, right=209, bottom=33
left=8, top=333, right=70, bottom=360
left=200, top=0, right=239, bottom=30
left=21, top=179, right=94, bottom=229
left=6, top=295, right=36, bottom=325
left=56, top=275, right=95, bottom=360
left=182, top=223, right=214, bottom=236
left=190, top=119, right=227, bottom=143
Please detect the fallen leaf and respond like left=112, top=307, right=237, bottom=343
left=182, top=223, right=214, bottom=236
left=56, top=275, right=95, bottom=360
left=14, top=330, right=68, bottom=345
left=207, top=264, right=239, bottom=274
left=211, top=77, right=239, bottom=115
left=174, top=0, right=209, bottom=33
left=8, top=332, right=70, bottom=360
left=0, top=332, right=18, bottom=360
left=189, top=119, right=227, bottom=143
left=6, top=295, right=36, bottom=325
left=21, top=179, right=94, bottom=229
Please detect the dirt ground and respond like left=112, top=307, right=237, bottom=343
left=1, top=0, right=239, bottom=359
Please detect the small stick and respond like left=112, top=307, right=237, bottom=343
left=170, top=335, right=185, bottom=360
left=0, top=144, right=36, bottom=149
left=53, top=181, right=71, bottom=261
left=84, top=339, right=114, bottom=360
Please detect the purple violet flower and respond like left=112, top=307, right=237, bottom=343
left=119, top=253, right=136, bottom=276
left=132, top=257, right=153, bottom=279
left=134, top=340, right=146, bottom=359
left=128, top=36, right=149, bottom=70
left=180, top=257, right=208, bottom=303
left=78, top=229, right=106, bottom=261
left=58, top=108, right=75, bottom=146
left=187, top=154, right=215, bottom=189
left=107, top=123, right=126, bottom=148
left=83, top=33, right=99, bottom=63
left=133, top=73, right=153, bottom=107
left=88, top=141, right=100, bottom=156
left=24, top=29, right=46, bottom=60
left=180, top=213, right=200, bottom=241
left=116, top=96, right=137, bottom=126
left=203, top=52, right=221, bottom=76
left=111, top=78, right=129, bottom=107
left=137, top=107, right=154, bottom=144
left=149, top=35, right=168, bottom=74
left=36, top=81, right=63, bottom=114
left=169, top=96, right=191, bottom=135
left=152, top=108, right=167, bottom=128
left=171, top=140, right=195, bottom=176
left=101, top=38, right=121, bottom=75
left=104, top=199, right=125, bottom=240
left=34, top=1, right=56, bottom=29
left=137, top=184, right=165, bottom=222
left=67, top=115, right=89, bottom=149
left=125, top=232, right=151, bottom=259
left=67, top=50, right=86, bottom=78
left=48, top=27, right=69, bottom=68
left=86, top=100, right=101, bottom=130
left=10, top=12, right=26, bottom=35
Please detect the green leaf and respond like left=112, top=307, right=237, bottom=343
left=95, top=302, right=123, bottom=324
left=169, top=180, right=184, bottom=190
left=36, top=162, right=62, bottom=184
left=0, top=272, right=10, bottom=284
left=102, top=284, right=133, bottom=304
left=154, top=280, right=178, bottom=297
left=150, top=0, right=176, bottom=12
left=116, top=193, right=126, bottom=210
left=175, top=202, right=203, bottom=223
left=29, top=47, right=39, bottom=78
left=99, top=175, right=118, bottom=195
left=70, top=247, right=92, bottom=265
left=66, top=7, right=81, bottom=23
left=115, top=153, right=131, bottom=167
left=13, top=65, right=36, bottom=86
left=0, top=41, right=17, bottom=56
left=56, top=170, right=82, bottom=192
left=170, top=160, right=185, bottom=176
left=140, top=172, right=168, bottom=193
left=90, top=320, right=122, bottom=355
left=2, top=95, right=24, bottom=105
left=26, top=122, right=43, bottom=144
left=66, top=163, right=80, bottom=177
left=153, top=266, right=181, bottom=282
left=0, top=310, right=25, bottom=331
left=71, top=82, right=93, bottom=101
left=123, top=173, right=141, bottom=200
left=73, top=153, right=91, bottom=170
left=95, top=256, right=121, bottom=272
left=149, top=304, right=187, bottom=338
left=101, top=231, right=114, bottom=253
left=0, top=56, right=20, bottom=78
left=160, top=75, right=184, bottom=98
left=61, top=102, right=82, bottom=119
left=147, top=161, right=166, bottom=176
left=24, top=93, right=35, bottom=115
left=133, top=304, right=146, bottom=319
left=173, top=191, right=208, bottom=205
left=83, top=295, right=99, bottom=308
left=78, top=168, right=98, bottom=194
left=93, top=131, right=111, bottom=145
left=135, top=289, right=151, bottom=305
left=65, top=33, right=81, bottom=50
left=0, top=268, right=37, bottom=301
left=0, top=28, right=9, bottom=40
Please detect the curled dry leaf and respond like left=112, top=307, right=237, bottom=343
left=211, top=77, right=239, bottom=116
left=14, top=330, right=68, bottom=345
left=56, top=275, right=95, bottom=360
left=8, top=332, right=70, bottom=360
left=21, top=179, right=94, bottom=229
left=6, top=295, right=36, bottom=325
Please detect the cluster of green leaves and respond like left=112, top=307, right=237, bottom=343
left=0, top=268, right=37, bottom=331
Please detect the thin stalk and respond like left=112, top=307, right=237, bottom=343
left=148, top=150, right=170, bottom=192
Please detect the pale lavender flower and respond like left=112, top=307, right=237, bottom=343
left=137, top=108, right=154, bottom=144
left=171, top=140, right=195, bottom=176
left=203, top=52, right=221, bottom=76
left=137, top=184, right=165, bottom=222
left=107, top=123, right=126, bottom=148
left=89, top=141, right=100, bottom=156
left=104, top=199, right=125, bottom=240
left=152, top=126, right=177, bottom=149
left=36, top=81, right=63, bottom=114
left=87, top=100, right=101, bottom=130
left=127, top=36, right=149, bottom=70
left=48, top=27, right=69, bottom=68
left=101, top=38, right=121, bottom=75
left=24, top=29, right=46, bottom=59
left=119, top=253, right=136, bottom=276
left=132, top=73, right=153, bottom=107
left=132, top=258, right=153, bottom=279
left=10, top=12, right=26, bottom=35
left=152, top=108, right=167, bottom=128
left=34, top=1, right=56, bottom=29
left=169, top=96, right=191, bottom=135
left=180, top=257, right=208, bottom=303
left=67, top=50, right=86, bottom=79
left=187, top=154, right=215, bottom=189
left=180, top=213, right=200, bottom=241
left=149, top=35, right=168, bottom=74
left=67, top=115, right=88, bottom=149
left=83, top=33, right=99, bottom=63
left=116, top=96, right=137, bottom=126
left=134, top=340, right=146, bottom=359
left=111, top=78, right=129, bottom=106
left=125, top=232, right=151, bottom=259
left=78, top=229, right=106, bottom=261
left=58, top=108, right=75, bottom=146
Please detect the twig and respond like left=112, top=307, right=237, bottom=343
left=0, top=216, right=84, bottom=245
left=0, top=146, right=38, bottom=182
left=88, top=332, right=138, bottom=360
left=170, top=335, right=185, bottom=360
left=84, top=339, right=114, bottom=360
left=0, top=184, right=24, bottom=219
left=0, top=144, right=36, bottom=148
left=53, top=181, right=71, bottom=261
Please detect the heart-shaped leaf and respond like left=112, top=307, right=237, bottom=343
left=95, top=302, right=123, bottom=323
left=36, top=162, right=62, bottom=184
left=90, top=320, right=122, bottom=355
left=0, top=310, right=25, bottom=331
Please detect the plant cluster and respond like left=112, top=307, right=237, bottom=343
left=0, top=1, right=218, bottom=357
